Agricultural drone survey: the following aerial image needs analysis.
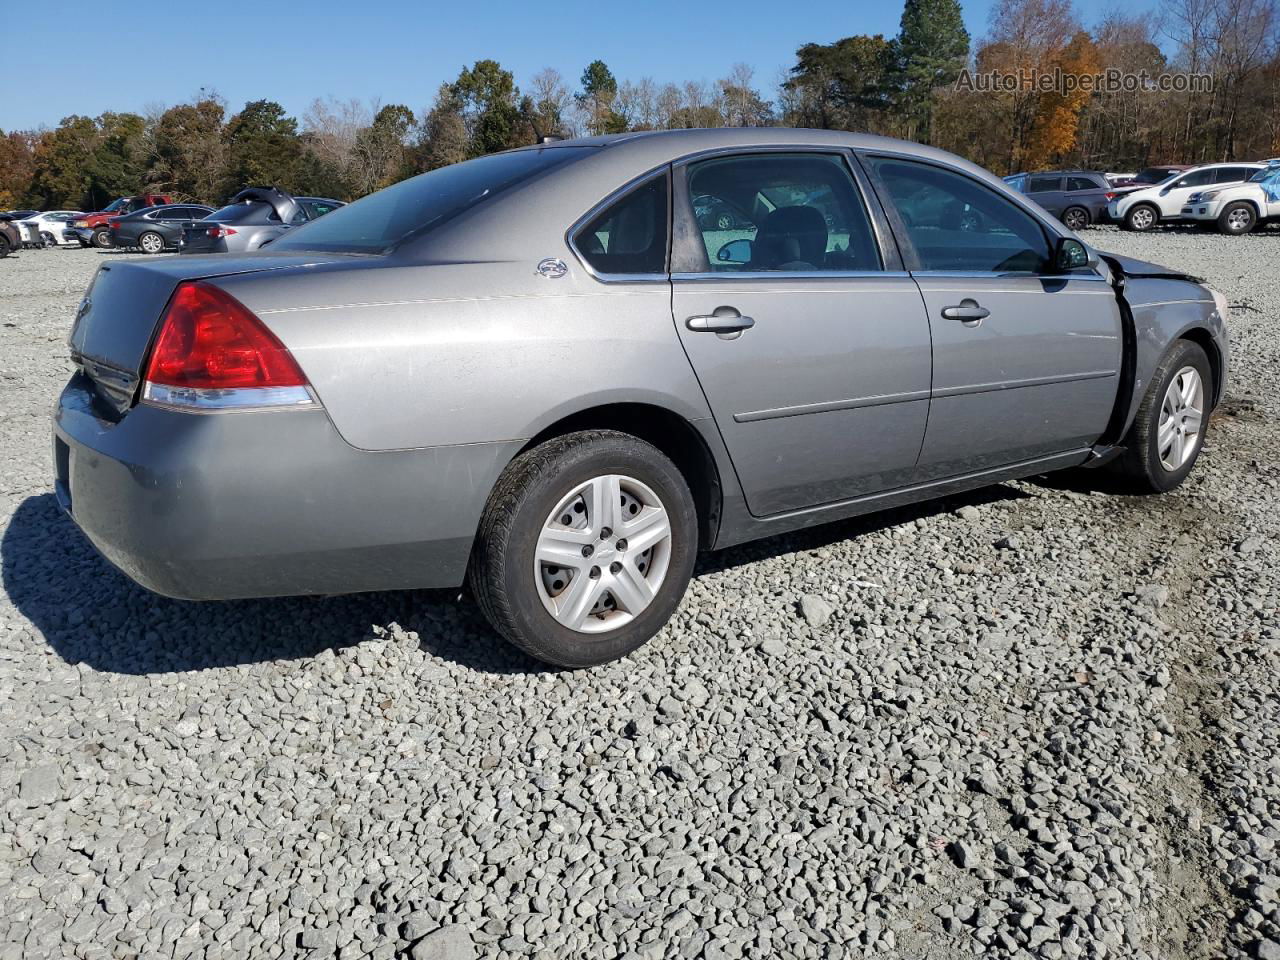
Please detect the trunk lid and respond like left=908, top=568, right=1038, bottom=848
left=69, top=253, right=353, bottom=415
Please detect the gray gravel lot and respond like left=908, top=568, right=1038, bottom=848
left=0, top=230, right=1277, bottom=960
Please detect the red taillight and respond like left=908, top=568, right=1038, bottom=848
left=109, top=220, right=120, bottom=229
left=1104, top=191, right=1117, bottom=200
left=144, top=281, right=307, bottom=390
left=206, top=226, right=237, bottom=238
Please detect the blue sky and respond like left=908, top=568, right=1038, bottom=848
left=3, top=0, right=1133, bottom=131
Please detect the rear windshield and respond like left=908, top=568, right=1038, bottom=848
left=272, top=146, right=591, bottom=253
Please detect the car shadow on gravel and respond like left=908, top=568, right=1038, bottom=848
left=5, top=484, right=1032, bottom=677
left=2, top=494, right=545, bottom=676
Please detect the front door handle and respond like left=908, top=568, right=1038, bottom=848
left=686, top=307, right=755, bottom=338
left=941, top=299, right=990, bottom=325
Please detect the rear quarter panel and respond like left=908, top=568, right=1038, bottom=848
left=214, top=262, right=711, bottom=451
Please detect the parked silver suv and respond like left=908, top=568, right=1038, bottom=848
left=56, top=129, right=1229, bottom=667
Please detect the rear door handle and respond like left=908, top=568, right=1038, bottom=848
left=686, top=307, right=755, bottom=337
left=941, top=299, right=990, bottom=324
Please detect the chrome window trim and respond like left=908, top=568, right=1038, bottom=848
left=909, top=270, right=1109, bottom=282
left=565, top=167, right=672, bottom=285
left=672, top=270, right=910, bottom=282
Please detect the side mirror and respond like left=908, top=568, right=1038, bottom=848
left=717, top=238, right=752, bottom=265
left=1054, top=237, right=1094, bottom=271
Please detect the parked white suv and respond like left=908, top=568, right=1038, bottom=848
left=1183, top=163, right=1280, bottom=234
left=17, top=211, right=84, bottom=247
left=1110, top=163, right=1265, bottom=231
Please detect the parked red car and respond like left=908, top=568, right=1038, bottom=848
left=71, top=194, right=173, bottom=248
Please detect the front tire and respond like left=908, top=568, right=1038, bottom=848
left=138, top=231, right=165, bottom=254
left=469, top=430, right=698, bottom=668
left=1123, top=204, right=1159, bottom=231
left=1217, top=202, right=1256, bottom=235
left=40, top=231, right=57, bottom=248
left=1109, top=340, right=1213, bottom=492
left=91, top=227, right=114, bottom=249
left=0, top=236, right=9, bottom=258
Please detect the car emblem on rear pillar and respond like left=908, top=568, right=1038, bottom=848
left=536, top=258, right=568, bottom=279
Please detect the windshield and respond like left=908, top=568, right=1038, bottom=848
left=272, top=146, right=591, bottom=254
left=102, top=198, right=130, bottom=212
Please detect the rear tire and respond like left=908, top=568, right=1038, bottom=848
left=138, top=231, right=165, bottom=254
left=469, top=430, right=698, bottom=668
left=0, top=236, right=9, bottom=258
left=1061, top=206, right=1090, bottom=231
left=91, top=227, right=113, bottom=249
left=1123, top=204, right=1159, bottom=231
left=1217, top=201, right=1256, bottom=235
left=1108, top=340, right=1213, bottom=493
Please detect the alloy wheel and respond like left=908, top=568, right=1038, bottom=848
left=534, top=474, right=672, bottom=634
left=140, top=233, right=164, bottom=254
left=1130, top=207, right=1155, bottom=230
left=1226, top=207, right=1253, bottom=232
left=1158, top=366, right=1204, bottom=471
left=1063, top=209, right=1088, bottom=230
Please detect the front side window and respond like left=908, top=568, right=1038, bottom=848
left=869, top=156, right=1052, bottom=274
left=1029, top=175, right=1061, bottom=193
left=684, top=153, right=881, bottom=273
left=573, top=174, right=668, bottom=276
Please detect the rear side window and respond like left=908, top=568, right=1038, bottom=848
left=682, top=153, right=881, bottom=273
left=869, top=156, right=1051, bottom=274
left=1214, top=167, right=1253, bottom=183
left=1028, top=176, right=1061, bottom=193
left=1066, top=176, right=1099, bottom=191
left=573, top=174, right=669, bottom=276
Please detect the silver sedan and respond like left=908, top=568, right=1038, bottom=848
left=55, top=128, right=1229, bottom=667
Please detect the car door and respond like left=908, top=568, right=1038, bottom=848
left=863, top=154, right=1122, bottom=479
left=668, top=150, right=932, bottom=516
left=1026, top=175, right=1064, bottom=216
left=1156, top=168, right=1216, bottom=216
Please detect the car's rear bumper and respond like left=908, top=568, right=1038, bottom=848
left=53, top=373, right=520, bottom=599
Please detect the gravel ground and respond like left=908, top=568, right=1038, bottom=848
left=0, top=230, right=1276, bottom=960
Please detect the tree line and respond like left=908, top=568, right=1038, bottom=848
left=2, top=0, right=1277, bottom=211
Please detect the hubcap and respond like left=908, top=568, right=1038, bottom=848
left=1227, top=208, right=1251, bottom=230
left=1158, top=366, right=1204, bottom=471
left=534, top=474, right=672, bottom=634
left=1132, top=208, right=1154, bottom=229
left=142, top=234, right=162, bottom=252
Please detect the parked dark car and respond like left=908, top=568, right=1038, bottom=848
left=109, top=204, right=216, bottom=254
left=1109, top=165, right=1194, bottom=194
left=0, top=216, right=20, bottom=258
left=4, top=209, right=38, bottom=220
left=180, top=188, right=344, bottom=254
left=1004, top=171, right=1115, bottom=229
